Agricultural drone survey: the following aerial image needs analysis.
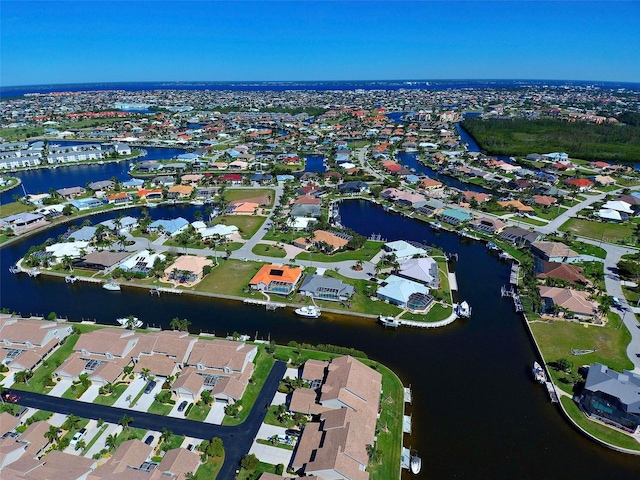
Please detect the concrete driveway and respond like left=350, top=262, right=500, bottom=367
left=130, top=381, right=163, bottom=412
left=85, top=424, right=121, bottom=459
left=249, top=442, right=294, bottom=466
left=168, top=399, right=190, bottom=418
left=204, top=401, right=226, bottom=424
left=79, top=385, right=101, bottom=403
left=49, top=378, right=73, bottom=397
left=1, top=371, right=15, bottom=386
left=255, top=423, right=287, bottom=440
left=271, top=392, right=287, bottom=406
left=112, top=377, right=147, bottom=409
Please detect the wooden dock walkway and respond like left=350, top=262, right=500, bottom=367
left=545, top=381, right=559, bottom=403
left=509, top=263, right=520, bottom=285
left=243, top=298, right=286, bottom=309
left=448, top=272, right=458, bottom=291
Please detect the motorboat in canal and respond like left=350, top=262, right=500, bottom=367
left=116, top=316, right=143, bottom=329
left=65, top=275, right=78, bottom=283
left=379, top=315, right=400, bottom=328
left=486, top=242, right=500, bottom=251
left=295, top=305, right=321, bottom=318
left=532, top=361, right=547, bottom=384
left=410, top=453, right=422, bottom=474
left=455, top=301, right=472, bottom=318
left=431, top=221, right=442, bottom=230
left=103, top=280, right=121, bottom=291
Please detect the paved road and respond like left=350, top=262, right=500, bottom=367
left=12, top=360, right=287, bottom=475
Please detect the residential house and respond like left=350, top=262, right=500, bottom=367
left=164, top=255, right=213, bottom=284
left=167, top=184, right=194, bottom=199
left=578, top=363, right=640, bottom=433
left=88, top=180, right=115, bottom=191
left=377, top=275, right=432, bottom=310
left=530, top=241, right=580, bottom=263
left=106, top=192, right=132, bottom=205
left=469, top=216, right=507, bottom=234
left=538, top=286, right=598, bottom=318
left=383, top=240, right=428, bottom=260
left=56, top=186, right=86, bottom=198
left=564, top=178, right=594, bottom=192
left=76, top=251, right=131, bottom=270
left=293, top=230, right=351, bottom=252
left=119, top=250, right=165, bottom=275
left=499, top=226, right=543, bottom=246
left=298, top=274, right=355, bottom=302
left=535, top=260, right=588, bottom=285
left=397, top=257, right=440, bottom=288
left=438, top=208, right=472, bottom=225
left=249, top=264, right=303, bottom=295
left=1, top=212, right=48, bottom=233
left=338, top=181, right=369, bottom=194
left=148, top=217, right=189, bottom=236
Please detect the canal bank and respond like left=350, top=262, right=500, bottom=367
left=2, top=201, right=640, bottom=478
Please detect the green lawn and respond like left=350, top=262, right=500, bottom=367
left=570, top=241, right=607, bottom=259
left=192, top=259, right=263, bottom=297
left=223, top=347, right=275, bottom=426
left=61, top=382, right=90, bottom=399
left=12, top=332, right=81, bottom=392
left=295, top=240, right=382, bottom=263
left=622, top=286, right=639, bottom=305
left=186, top=403, right=211, bottom=421
left=561, top=397, right=640, bottom=451
left=518, top=216, right=548, bottom=227
left=212, top=215, right=266, bottom=239
left=147, top=400, right=175, bottom=415
left=0, top=201, right=35, bottom=217
left=251, top=243, right=287, bottom=258
left=194, top=454, right=224, bottom=479
left=263, top=405, right=296, bottom=428
left=236, top=461, right=277, bottom=480
left=93, top=384, right=128, bottom=406
left=533, top=205, right=568, bottom=220
left=224, top=188, right=275, bottom=206
left=529, top=318, right=633, bottom=394
left=559, top=218, right=635, bottom=244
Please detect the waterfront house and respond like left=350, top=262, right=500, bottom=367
left=137, top=188, right=164, bottom=201
left=397, top=256, right=440, bottom=288
left=292, top=356, right=381, bottom=480
left=469, top=216, right=507, bottom=234
left=418, top=177, right=444, bottom=192
left=167, top=184, right=194, bottom=199
left=497, top=200, right=535, bottom=213
left=88, top=180, right=115, bottom=191
left=438, top=208, right=472, bottom=225
left=1, top=212, right=48, bottom=233
left=70, top=197, right=104, bottom=211
left=291, top=203, right=321, bottom=218
left=415, top=199, right=445, bottom=217
left=293, top=230, right=351, bottom=253
left=148, top=217, right=189, bottom=236
left=45, top=241, right=92, bottom=262
left=119, top=249, right=165, bottom=274
left=338, top=180, right=369, bottom=194
left=106, top=192, right=131, bottom=205
left=578, top=363, right=640, bottom=433
left=383, top=240, right=428, bottom=260
left=76, top=251, right=131, bottom=270
left=530, top=241, right=580, bottom=263
left=152, top=175, right=176, bottom=187
left=298, top=274, right=355, bottom=302
left=137, top=160, right=163, bottom=173
left=499, top=226, right=543, bottom=246
left=164, top=255, right=213, bottom=284
left=535, top=260, right=588, bottom=285
left=67, top=225, right=97, bottom=242
left=377, top=275, right=432, bottom=310
left=249, top=264, right=303, bottom=295
left=462, top=191, right=491, bottom=204
left=227, top=200, right=260, bottom=215
left=538, top=286, right=598, bottom=318
left=56, top=186, right=86, bottom=198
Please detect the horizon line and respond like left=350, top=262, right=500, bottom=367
left=3, top=78, right=640, bottom=90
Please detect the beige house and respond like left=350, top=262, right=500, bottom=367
left=0, top=315, right=73, bottom=373
left=164, top=255, right=213, bottom=284
left=291, top=356, right=382, bottom=480
left=539, top=286, right=599, bottom=318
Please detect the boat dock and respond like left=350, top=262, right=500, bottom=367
left=155, top=287, right=182, bottom=294
left=448, top=272, right=458, bottom=291
left=545, top=381, right=559, bottom=403
left=401, top=447, right=411, bottom=470
left=243, top=298, right=286, bottom=310
left=403, top=414, right=412, bottom=434
left=509, top=263, right=520, bottom=285
left=501, top=285, right=524, bottom=312
left=404, top=386, right=412, bottom=404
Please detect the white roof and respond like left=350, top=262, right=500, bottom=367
left=598, top=209, right=622, bottom=221
left=377, top=275, right=429, bottom=304
left=384, top=240, right=428, bottom=259
left=45, top=241, right=92, bottom=259
left=119, top=249, right=166, bottom=270
left=191, top=221, right=208, bottom=231
left=601, top=200, right=633, bottom=214
left=338, top=162, right=357, bottom=169
left=199, top=224, right=239, bottom=238
left=286, top=217, right=318, bottom=230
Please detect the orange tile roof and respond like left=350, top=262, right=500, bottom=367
left=249, top=264, right=303, bottom=287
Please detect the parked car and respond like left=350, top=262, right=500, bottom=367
left=2, top=391, right=20, bottom=403
left=144, top=435, right=155, bottom=445
left=177, top=400, right=188, bottom=412
left=70, top=428, right=86, bottom=445
left=285, top=429, right=301, bottom=437
left=144, top=380, right=156, bottom=394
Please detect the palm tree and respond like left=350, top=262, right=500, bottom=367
left=61, top=255, right=74, bottom=272
left=200, top=390, right=213, bottom=406
left=63, top=414, right=81, bottom=431
left=104, top=433, right=118, bottom=451
left=14, top=369, right=33, bottom=385
left=119, top=414, right=133, bottom=431
left=140, top=368, right=151, bottom=381
left=125, top=315, right=138, bottom=330
left=160, top=427, right=172, bottom=445
left=44, top=425, right=60, bottom=444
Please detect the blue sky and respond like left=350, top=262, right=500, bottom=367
left=2, top=1, right=639, bottom=86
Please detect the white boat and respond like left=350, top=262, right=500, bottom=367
left=379, top=315, right=400, bottom=328
left=116, top=316, right=142, bottom=328
left=533, top=361, right=547, bottom=384
left=103, top=281, right=121, bottom=291
left=295, top=305, right=321, bottom=318
left=455, top=301, right=472, bottom=318
left=8, top=265, right=20, bottom=274
left=190, top=200, right=204, bottom=206
left=410, top=454, right=422, bottom=474
left=431, top=221, right=442, bottom=230
left=65, top=275, right=78, bottom=283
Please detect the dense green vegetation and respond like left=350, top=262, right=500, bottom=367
left=461, top=117, right=640, bottom=162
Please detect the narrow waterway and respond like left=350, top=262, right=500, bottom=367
left=0, top=200, right=638, bottom=478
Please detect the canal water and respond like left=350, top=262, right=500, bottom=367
left=0, top=144, right=186, bottom=204
left=304, top=154, right=326, bottom=173
left=1, top=199, right=638, bottom=478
